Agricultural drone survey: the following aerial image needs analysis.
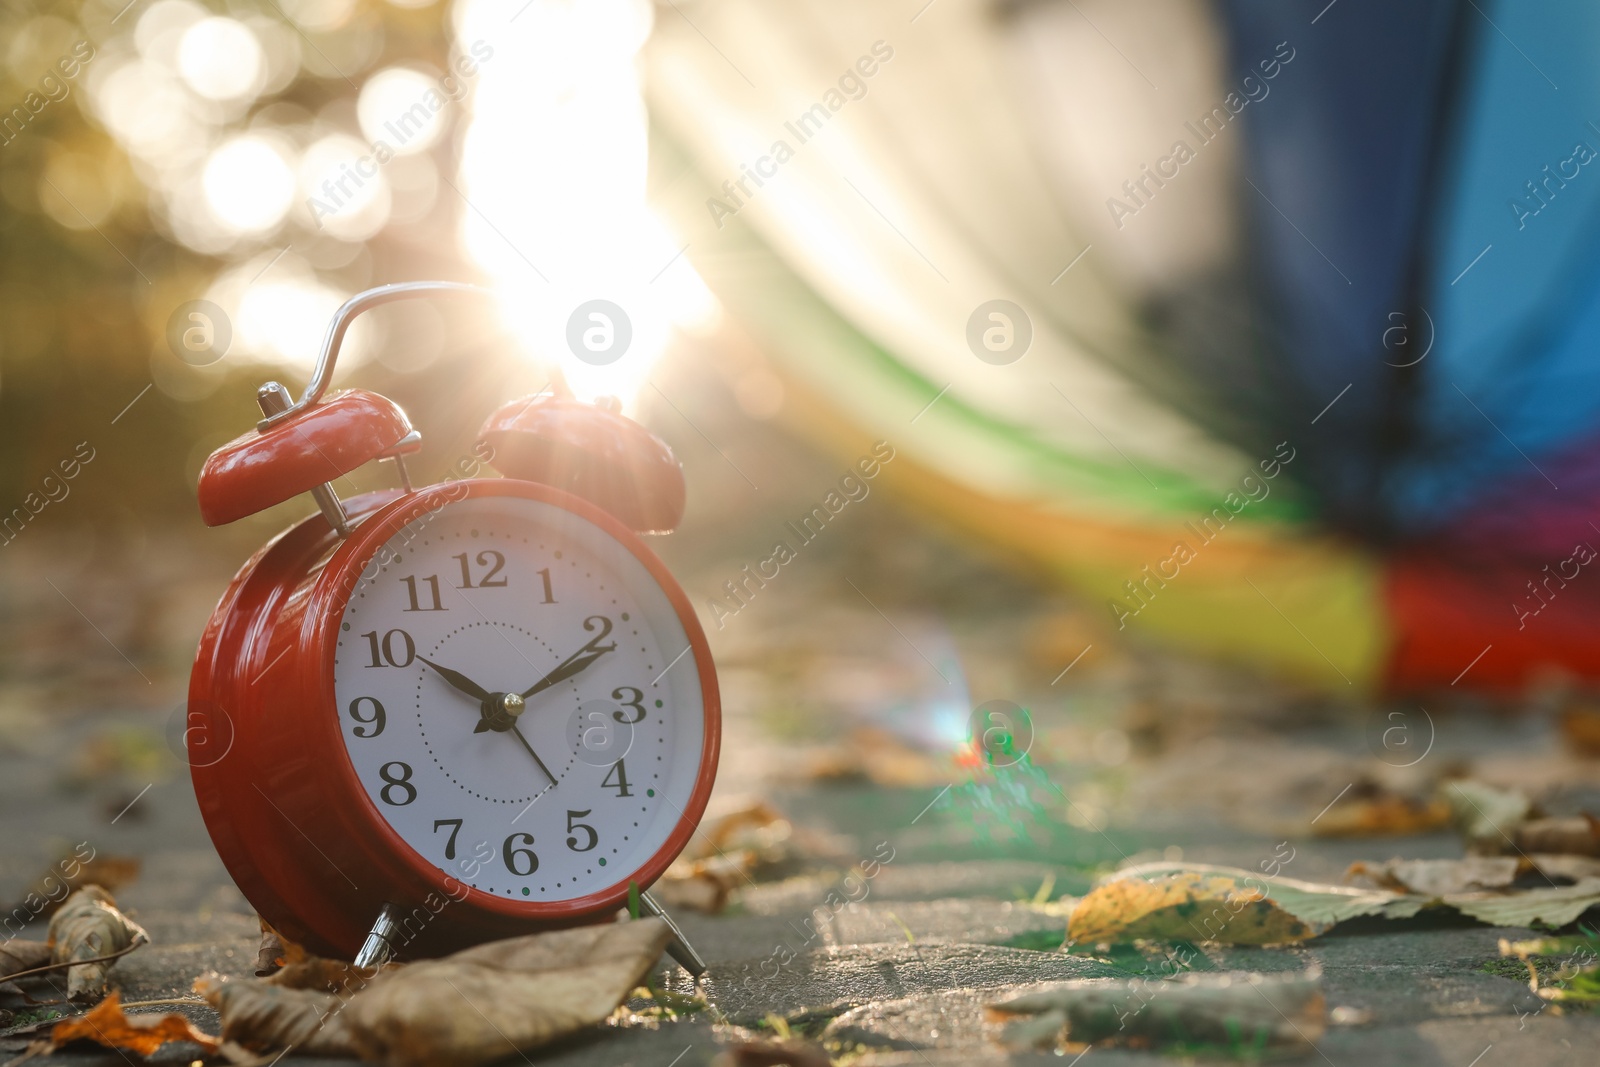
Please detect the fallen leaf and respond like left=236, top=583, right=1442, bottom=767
left=1349, top=853, right=1600, bottom=898
left=1444, top=780, right=1532, bottom=849
left=1515, top=815, right=1600, bottom=857
left=701, top=801, right=792, bottom=855
left=988, top=969, right=1325, bottom=1053
left=46, top=886, right=148, bottom=999
left=1560, top=699, right=1600, bottom=757
left=1528, top=853, right=1600, bottom=882
left=255, top=918, right=287, bottom=977
left=1443, top=879, right=1600, bottom=928
left=196, top=974, right=354, bottom=1057
left=1347, top=856, right=1519, bottom=895
left=0, top=941, right=52, bottom=986
left=264, top=939, right=393, bottom=993
left=1312, top=789, right=1451, bottom=838
left=49, top=991, right=217, bottom=1057
left=651, top=856, right=741, bottom=915
left=654, top=800, right=846, bottom=912
left=1069, top=863, right=1418, bottom=946
left=710, top=1038, right=832, bottom=1066
left=205, top=918, right=673, bottom=1067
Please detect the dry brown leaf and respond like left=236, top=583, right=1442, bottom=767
left=208, top=919, right=673, bottom=1067
left=1529, top=853, right=1600, bottom=882
left=988, top=970, right=1325, bottom=1053
left=0, top=940, right=52, bottom=984
left=1515, top=815, right=1600, bottom=857
left=49, top=991, right=218, bottom=1056
left=1560, top=701, right=1600, bottom=757
left=255, top=918, right=288, bottom=977
left=264, top=939, right=393, bottom=993
left=1312, top=792, right=1451, bottom=838
left=1346, top=856, right=1520, bottom=896
left=46, top=886, right=148, bottom=999
left=652, top=857, right=740, bottom=914
left=196, top=973, right=355, bottom=1057
left=710, top=1038, right=832, bottom=1066
left=702, top=801, right=791, bottom=854
left=657, top=800, right=831, bottom=907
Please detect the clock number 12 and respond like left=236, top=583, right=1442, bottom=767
left=452, top=550, right=509, bottom=589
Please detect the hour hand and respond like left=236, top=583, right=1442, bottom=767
left=520, top=649, right=609, bottom=700
left=520, top=615, right=617, bottom=700
left=418, top=656, right=493, bottom=702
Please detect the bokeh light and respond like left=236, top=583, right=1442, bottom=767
left=299, top=134, right=392, bottom=241
left=358, top=67, right=448, bottom=156
left=202, top=135, right=295, bottom=234
left=177, top=18, right=265, bottom=103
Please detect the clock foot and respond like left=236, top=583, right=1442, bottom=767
left=353, top=902, right=402, bottom=970
left=637, top=889, right=707, bottom=979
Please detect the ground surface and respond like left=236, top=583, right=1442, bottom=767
left=2, top=425, right=1599, bottom=1066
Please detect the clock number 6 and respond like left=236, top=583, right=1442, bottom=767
left=503, top=832, right=539, bottom=876
left=361, top=629, right=415, bottom=668
left=612, top=687, right=647, bottom=724
left=378, top=761, right=416, bottom=806
left=565, top=809, right=598, bottom=852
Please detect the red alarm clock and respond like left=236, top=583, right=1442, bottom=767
left=186, top=282, right=718, bottom=973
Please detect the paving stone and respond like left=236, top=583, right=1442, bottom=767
left=818, top=898, right=1064, bottom=949
left=847, top=861, right=1076, bottom=903
left=530, top=1019, right=722, bottom=1067
left=666, top=910, right=835, bottom=968
left=1231, top=927, right=1549, bottom=1026
left=1321, top=1012, right=1596, bottom=1066
left=824, top=991, right=1600, bottom=1066
left=689, top=943, right=1120, bottom=1022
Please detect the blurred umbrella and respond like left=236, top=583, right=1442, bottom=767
left=644, top=0, right=1600, bottom=693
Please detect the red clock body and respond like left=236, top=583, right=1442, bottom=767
left=187, top=477, right=721, bottom=959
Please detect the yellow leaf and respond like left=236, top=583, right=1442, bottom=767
left=1069, top=863, right=1420, bottom=945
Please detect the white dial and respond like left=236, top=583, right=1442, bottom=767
left=332, top=494, right=707, bottom=903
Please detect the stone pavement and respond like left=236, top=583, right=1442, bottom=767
left=2, top=517, right=1599, bottom=1066
left=4, top=700, right=1598, bottom=1066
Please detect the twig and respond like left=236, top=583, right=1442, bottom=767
left=0, top=937, right=147, bottom=985
left=116, top=997, right=206, bottom=1009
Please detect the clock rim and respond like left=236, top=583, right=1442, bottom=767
left=304, top=478, right=720, bottom=925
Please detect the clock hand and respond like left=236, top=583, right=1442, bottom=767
left=520, top=615, right=617, bottom=700
left=509, top=723, right=559, bottom=788
left=417, top=656, right=494, bottom=702
left=419, top=658, right=534, bottom=745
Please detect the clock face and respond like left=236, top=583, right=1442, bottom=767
left=331, top=493, right=708, bottom=905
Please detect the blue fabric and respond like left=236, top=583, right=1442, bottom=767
left=1217, top=0, right=1459, bottom=538
left=1397, top=0, right=1600, bottom=530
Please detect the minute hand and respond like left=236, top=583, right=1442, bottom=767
left=520, top=615, right=616, bottom=700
